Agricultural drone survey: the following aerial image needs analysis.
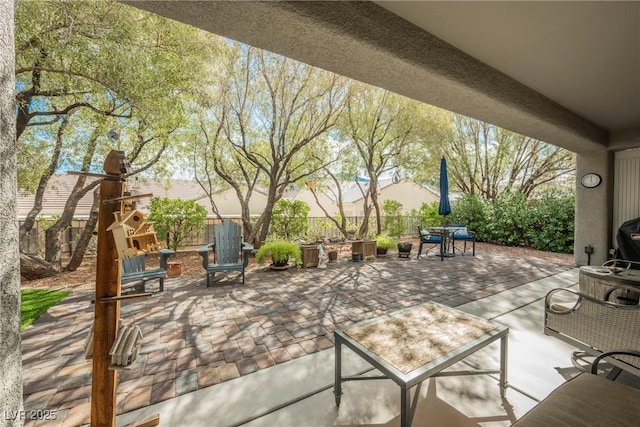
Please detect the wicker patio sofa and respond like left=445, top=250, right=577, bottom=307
left=513, top=350, right=640, bottom=426
left=513, top=288, right=640, bottom=425
left=544, top=287, right=640, bottom=375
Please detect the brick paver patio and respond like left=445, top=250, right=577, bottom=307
left=21, top=251, right=573, bottom=426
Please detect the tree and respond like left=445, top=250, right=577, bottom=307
left=148, top=198, right=207, bottom=252
left=15, top=0, right=214, bottom=276
left=44, top=116, right=104, bottom=270
left=336, top=86, right=438, bottom=236
left=194, top=45, right=352, bottom=245
left=446, top=115, right=575, bottom=200
left=14, top=0, right=207, bottom=141
left=305, top=165, right=358, bottom=239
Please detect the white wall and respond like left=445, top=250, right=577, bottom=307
left=613, top=148, right=640, bottom=244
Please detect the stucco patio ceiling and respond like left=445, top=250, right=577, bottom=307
left=125, top=1, right=640, bottom=153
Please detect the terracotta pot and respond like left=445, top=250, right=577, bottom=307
left=167, top=261, right=183, bottom=277
left=328, top=251, right=338, bottom=262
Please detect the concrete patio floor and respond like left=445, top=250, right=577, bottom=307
left=21, top=250, right=579, bottom=426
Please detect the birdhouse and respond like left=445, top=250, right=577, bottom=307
left=107, top=209, right=163, bottom=259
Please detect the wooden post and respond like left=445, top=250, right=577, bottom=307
left=91, top=151, right=126, bottom=427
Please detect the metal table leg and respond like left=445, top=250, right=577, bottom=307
left=400, top=385, right=410, bottom=427
left=499, top=334, right=509, bottom=397
left=334, top=335, right=342, bottom=405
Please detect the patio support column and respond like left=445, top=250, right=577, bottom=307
left=575, top=150, right=613, bottom=266
left=0, top=1, right=23, bottom=424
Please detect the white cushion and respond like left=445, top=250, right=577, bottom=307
left=452, top=227, right=468, bottom=236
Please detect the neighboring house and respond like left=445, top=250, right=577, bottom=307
left=338, top=178, right=440, bottom=217
left=17, top=174, right=98, bottom=219
left=283, top=177, right=441, bottom=218
left=282, top=183, right=338, bottom=217
left=16, top=175, right=270, bottom=219
left=128, top=177, right=269, bottom=218
left=17, top=175, right=441, bottom=221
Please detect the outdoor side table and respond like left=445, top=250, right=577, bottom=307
left=334, top=302, right=509, bottom=427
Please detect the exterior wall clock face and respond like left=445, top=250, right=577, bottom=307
left=581, top=173, right=602, bottom=188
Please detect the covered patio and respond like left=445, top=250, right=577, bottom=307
left=21, top=249, right=581, bottom=426
left=4, top=2, right=640, bottom=425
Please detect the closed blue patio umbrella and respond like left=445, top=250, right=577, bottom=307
left=438, top=156, right=451, bottom=224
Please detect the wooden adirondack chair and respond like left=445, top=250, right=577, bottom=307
left=197, top=220, right=253, bottom=286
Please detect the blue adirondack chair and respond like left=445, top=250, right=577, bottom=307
left=197, top=220, right=253, bottom=286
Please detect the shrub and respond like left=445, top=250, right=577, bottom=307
left=382, top=199, right=405, bottom=239
left=149, top=197, right=207, bottom=251
left=451, top=194, right=489, bottom=240
left=413, top=202, right=441, bottom=229
left=485, top=191, right=529, bottom=246
left=270, top=199, right=310, bottom=240
left=524, top=190, right=574, bottom=253
left=375, top=233, right=396, bottom=250
left=255, top=240, right=302, bottom=267
left=449, top=190, right=575, bottom=254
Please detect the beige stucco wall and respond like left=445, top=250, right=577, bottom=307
left=574, top=151, right=613, bottom=266
left=0, top=0, right=24, bottom=423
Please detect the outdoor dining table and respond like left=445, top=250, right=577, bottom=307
left=428, top=226, right=460, bottom=257
left=334, top=302, right=509, bottom=427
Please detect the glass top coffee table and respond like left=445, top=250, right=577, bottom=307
left=334, top=302, right=509, bottom=427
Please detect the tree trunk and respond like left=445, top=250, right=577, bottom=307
left=44, top=226, right=64, bottom=271
left=370, top=181, right=382, bottom=235
left=257, top=198, right=276, bottom=246
left=18, top=117, right=68, bottom=246
left=44, top=125, right=100, bottom=268
left=20, top=253, right=59, bottom=280
left=65, top=188, right=99, bottom=271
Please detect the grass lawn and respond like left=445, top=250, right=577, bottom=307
left=21, top=289, right=70, bottom=330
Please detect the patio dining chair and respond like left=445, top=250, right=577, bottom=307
left=417, top=225, right=443, bottom=261
left=448, top=224, right=476, bottom=256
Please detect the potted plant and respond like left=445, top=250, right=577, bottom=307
left=397, top=241, right=413, bottom=258
left=375, top=233, right=396, bottom=257
left=255, top=240, right=302, bottom=270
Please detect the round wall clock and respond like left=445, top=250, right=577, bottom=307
left=581, top=173, right=602, bottom=188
